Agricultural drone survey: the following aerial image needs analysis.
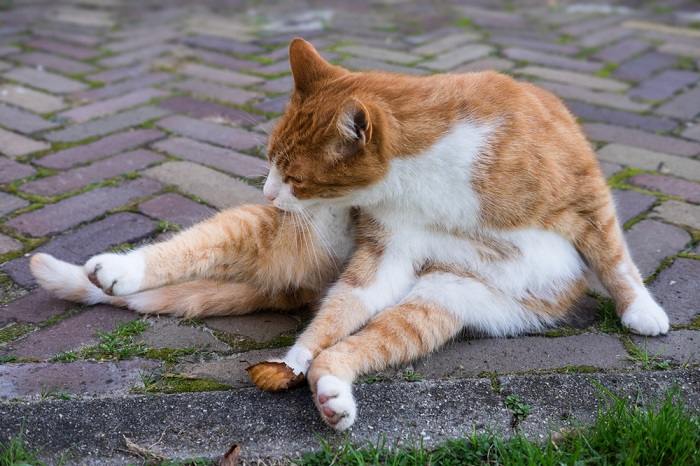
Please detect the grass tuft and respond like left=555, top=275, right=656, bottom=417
left=298, top=389, right=700, bottom=465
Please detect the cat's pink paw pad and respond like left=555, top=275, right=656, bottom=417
left=315, top=375, right=356, bottom=431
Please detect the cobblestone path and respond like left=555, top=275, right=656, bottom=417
left=0, top=0, right=699, bottom=461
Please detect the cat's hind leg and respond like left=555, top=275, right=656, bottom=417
left=31, top=253, right=308, bottom=317
left=570, top=192, right=670, bottom=336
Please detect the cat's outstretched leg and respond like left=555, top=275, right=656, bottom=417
left=31, top=253, right=308, bottom=316
left=571, top=190, right=669, bottom=336
left=305, top=270, right=558, bottom=430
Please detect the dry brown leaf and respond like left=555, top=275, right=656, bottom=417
left=246, top=361, right=305, bottom=392
left=218, top=444, right=241, bottom=466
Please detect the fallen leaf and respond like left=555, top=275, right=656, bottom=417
left=219, top=444, right=241, bottom=466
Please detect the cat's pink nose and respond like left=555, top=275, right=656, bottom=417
left=264, top=191, right=277, bottom=202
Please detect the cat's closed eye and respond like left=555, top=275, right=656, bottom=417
left=285, top=175, right=303, bottom=184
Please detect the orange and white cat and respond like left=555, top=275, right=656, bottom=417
left=31, top=38, right=669, bottom=431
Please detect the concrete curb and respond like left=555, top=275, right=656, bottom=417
left=1, top=369, right=698, bottom=464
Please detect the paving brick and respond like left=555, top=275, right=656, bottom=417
left=0, top=289, right=73, bottom=327
left=12, top=51, right=96, bottom=75
left=3, top=67, right=88, bottom=93
left=457, top=5, right=525, bottom=28
left=106, top=30, right=179, bottom=53
left=628, top=174, right=700, bottom=203
left=657, top=86, right=700, bottom=120
left=651, top=200, right=700, bottom=230
left=649, top=258, right=700, bottom=325
left=613, top=189, right=656, bottom=224
left=518, top=66, right=628, bottom=92
left=180, top=63, right=263, bottom=87
left=182, top=34, right=263, bottom=55
left=59, top=88, right=167, bottom=123
left=187, top=49, right=260, bottom=72
left=254, top=95, right=288, bottom=114
left=629, top=70, right=699, bottom=101
left=7, top=178, right=161, bottom=237
left=623, top=20, right=700, bottom=39
left=337, top=44, right=421, bottom=65
left=170, top=79, right=260, bottom=105
left=88, top=63, right=150, bottom=84
left=625, top=220, right=691, bottom=278
left=540, top=81, right=650, bottom=112
left=25, top=37, right=99, bottom=60
left=658, top=42, right=700, bottom=59
left=138, top=193, right=215, bottom=227
left=143, top=161, right=264, bottom=209
left=0, top=85, right=66, bottom=114
left=0, top=192, right=29, bottom=217
left=0, top=103, right=58, bottom=134
left=503, top=48, right=601, bottom=73
left=156, top=115, right=262, bottom=151
left=136, top=318, right=229, bottom=351
left=205, top=312, right=300, bottom=342
left=597, top=144, right=700, bottom=182
left=99, top=44, right=174, bottom=68
left=32, top=28, right=101, bottom=47
left=0, top=233, right=21, bottom=255
left=342, top=57, right=428, bottom=75
left=2, top=306, right=137, bottom=360
left=44, top=106, right=169, bottom=142
left=256, top=60, right=291, bottom=76
left=0, top=128, right=49, bottom=158
left=599, top=160, right=622, bottom=178
left=72, top=73, right=174, bottom=102
left=22, top=150, right=164, bottom=197
left=153, top=137, right=267, bottom=178
left=259, top=75, right=293, bottom=94
left=38, top=129, right=164, bottom=169
left=489, top=34, right=578, bottom=55
left=683, top=125, right=700, bottom=142
left=421, top=45, right=493, bottom=71
left=632, top=330, right=700, bottom=365
left=414, top=333, right=630, bottom=377
left=4, top=212, right=157, bottom=287
left=584, top=123, right=700, bottom=157
left=454, top=57, right=515, bottom=73
left=0, top=359, right=160, bottom=399
left=579, top=26, right=633, bottom=48
left=594, top=38, right=651, bottom=63
left=614, top=52, right=677, bottom=81
left=158, top=96, right=263, bottom=126
left=565, top=101, right=677, bottom=133
left=0, top=157, right=35, bottom=183
left=411, top=32, right=479, bottom=56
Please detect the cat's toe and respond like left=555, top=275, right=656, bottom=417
left=621, top=295, right=670, bottom=336
left=84, top=252, right=145, bottom=296
left=315, top=375, right=356, bottom=431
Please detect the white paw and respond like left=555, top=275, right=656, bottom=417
left=284, top=345, right=313, bottom=375
left=315, top=375, right=356, bottom=431
left=84, top=252, right=145, bottom=296
left=621, top=295, right=670, bottom=336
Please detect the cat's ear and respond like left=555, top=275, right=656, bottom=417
left=337, top=99, right=372, bottom=149
left=289, top=38, right=345, bottom=94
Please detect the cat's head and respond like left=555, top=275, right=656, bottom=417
left=264, top=38, right=390, bottom=212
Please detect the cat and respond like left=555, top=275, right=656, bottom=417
left=30, top=38, right=669, bottom=431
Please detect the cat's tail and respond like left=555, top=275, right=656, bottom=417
left=30, top=253, right=126, bottom=307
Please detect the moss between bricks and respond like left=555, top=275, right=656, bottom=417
left=139, top=374, right=231, bottom=394
left=0, top=323, right=35, bottom=345
left=212, top=330, right=295, bottom=352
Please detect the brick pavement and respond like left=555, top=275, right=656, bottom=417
left=0, top=0, right=699, bottom=460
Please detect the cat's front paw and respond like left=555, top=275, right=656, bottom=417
left=315, top=375, right=356, bottom=431
left=84, top=252, right=145, bottom=296
left=621, top=295, right=670, bottom=336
